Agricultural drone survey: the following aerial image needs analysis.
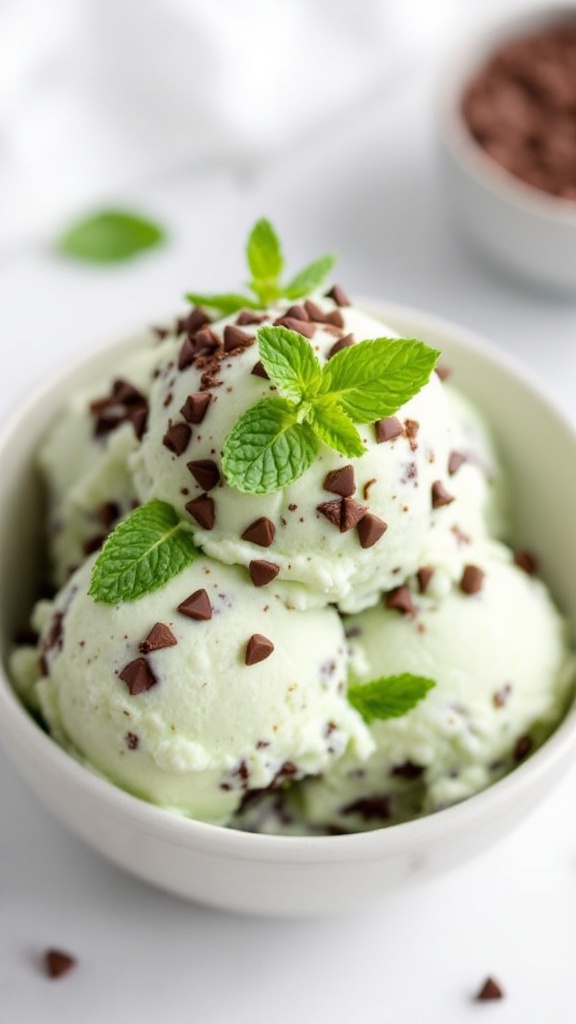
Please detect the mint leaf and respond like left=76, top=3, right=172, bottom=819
left=57, top=210, right=166, bottom=264
left=347, top=673, right=435, bottom=723
left=221, top=397, right=318, bottom=494
left=319, top=337, right=440, bottom=423
left=284, top=254, right=337, bottom=299
left=88, top=500, right=197, bottom=603
left=185, top=292, right=260, bottom=315
left=247, top=219, right=284, bottom=284
left=308, top=396, right=366, bottom=457
left=258, top=325, right=322, bottom=400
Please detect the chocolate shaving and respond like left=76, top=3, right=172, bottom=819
left=514, top=734, right=533, bottom=762
left=185, top=494, right=215, bottom=530
left=245, top=633, right=275, bottom=665
left=180, top=391, right=211, bottom=424
left=125, top=731, right=139, bottom=750
left=119, top=657, right=158, bottom=695
left=248, top=560, right=280, bottom=587
left=241, top=517, right=276, bottom=547
left=139, top=622, right=177, bottom=653
left=187, top=459, right=220, bottom=491
left=431, top=480, right=455, bottom=508
left=324, top=465, right=355, bottom=497
left=356, top=513, right=387, bottom=549
left=43, top=949, right=76, bottom=979
left=162, top=422, right=191, bottom=456
left=178, top=589, right=212, bottom=621
left=385, top=584, right=415, bottom=616
left=460, top=564, right=485, bottom=595
left=391, top=760, right=425, bottom=780
left=374, top=416, right=403, bottom=443
left=341, top=795, right=391, bottom=820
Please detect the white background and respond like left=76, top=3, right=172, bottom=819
left=2, top=3, right=576, bottom=1021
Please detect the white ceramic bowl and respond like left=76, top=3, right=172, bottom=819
left=1, top=300, right=576, bottom=917
left=437, top=6, right=576, bottom=293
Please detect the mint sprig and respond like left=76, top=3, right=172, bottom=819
left=347, top=673, right=435, bottom=723
left=57, top=209, right=166, bottom=264
left=185, top=218, right=335, bottom=314
left=222, top=326, right=439, bottom=494
left=88, top=500, right=198, bottom=603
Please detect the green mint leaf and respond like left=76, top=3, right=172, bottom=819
left=319, top=337, right=440, bottom=423
left=221, top=397, right=318, bottom=494
left=247, top=218, right=284, bottom=284
left=88, top=500, right=197, bottom=603
left=347, top=673, right=435, bottom=723
left=185, top=292, right=260, bottom=315
left=57, top=209, right=166, bottom=264
left=307, top=396, right=366, bottom=457
left=284, top=254, right=337, bottom=299
left=257, top=325, right=322, bottom=400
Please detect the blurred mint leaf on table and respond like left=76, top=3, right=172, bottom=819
left=57, top=209, right=167, bottom=263
left=89, top=500, right=197, bottom=603
left=347, top=673, right=436, bottom=723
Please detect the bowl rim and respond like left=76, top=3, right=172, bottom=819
left=436, top=3, right=576, bottom=226
left=1, top=296, right=576, bottom=865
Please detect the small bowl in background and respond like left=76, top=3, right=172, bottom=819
left=1, top=301, right=576, bottom=916
left=437, top=5, right=576, bottom=293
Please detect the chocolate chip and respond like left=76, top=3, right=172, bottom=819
left=325, top=284, right=351, bottom=306
left=249, top=560, right=280, bottom=587
left=125, top=731, right=139, bottom=750
left=178, top=589, right=212, bottom=621
left=187, top=459, right=220, bottom=491
left=43, top=949, right=76, bottom=979
left=514, top=549, right=538, bottom=575
left=385, top=584, right=415, bottom=615
left=356, top=513, right=387, bottom=548
left=273, top=316, right=316, bottom=338
left=391, top=761, right=425, bottom=780
left=251, top=360, right=269, bottom=379
left=178, top=337, right=196, bottom=371
left=223, top=324, right=254, bottom=352
left=327, top=333, right=355, bottom=359
left=139, top=622, right=177, bottom=653
left=236, top=310, right=268, bottom=326
left=83, top=533, right=106, bottom=555
left=514, top=734, right=533, bottom=761
left=97, top=501, right=121, bottom=529
left=119, top=657, right=158, bottom=695
left=182, top=307, right=210, bottom=335
left=283, top=304, right=310, bottom=321
left=180, top=391, right=211, bottom=424
left=431, top=480, right=455, bottom=508
left=129, top=405, right=148, bottom=440
left=435, top=363, right=451, bottom=381
left=404, top=419, right=420, bottom=448
left=341, top=795, right=391, bottom=820
left=475, top=977, right=505, bottom=1002
left=448, top=451, right=467, bottom=475
left=493, top=683, right=512, bottom=708
left=185, top=494, right=215, bottom=530
left=245, top=633, right=274, bottom=665
left=162, top=422, right=191, bottom=456
left=417, top=566, right=434, bottom=593
left=304, top=299, right=344, bottom=327
left=460, top=564, right=485, bottom=594
left=324, top=465, right=355, bottom=497
left=317, top=497, right=367, bottom=533
left=374, top=416, right=403, bottom=443
left=241, top=517, right=276, bottom=547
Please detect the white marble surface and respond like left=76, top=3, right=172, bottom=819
left=2, top=34, right=576, bottom=1024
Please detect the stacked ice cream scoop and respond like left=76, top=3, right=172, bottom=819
left=11, top=251, right=574, bottom=832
